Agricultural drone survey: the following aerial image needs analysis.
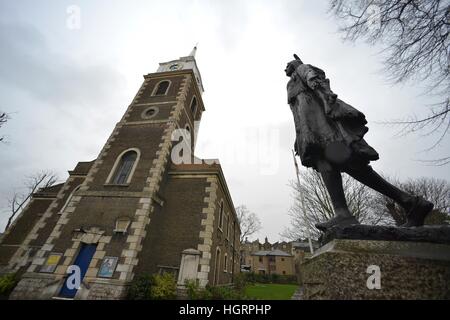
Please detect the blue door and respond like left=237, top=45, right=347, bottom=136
left=59, top=244, right=97, bottom=298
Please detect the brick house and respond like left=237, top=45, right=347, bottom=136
left=0, top=48, right=241, bottom=299
left=250, top=250, right=295, bottom=276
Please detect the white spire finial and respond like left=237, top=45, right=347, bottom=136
left=189, top=43, right=198, bottom=57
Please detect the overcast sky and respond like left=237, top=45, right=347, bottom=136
left=0, top=0, right=448, bottom=242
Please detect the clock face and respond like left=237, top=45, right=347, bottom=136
left=169, top=63, right=180, bottom=71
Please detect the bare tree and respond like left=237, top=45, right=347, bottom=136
left=375, top=177, right=450, bottom=226
left=0, top=112, right=8, bottom=143
left=235, top=205, right=262, bottom=242
left=329, top=0, right=450, bottom=163
left=5, top=171, right=58, bottom=231
left=282, top=169, right=392, bottom=240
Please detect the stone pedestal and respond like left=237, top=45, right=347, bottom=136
left=300, top=239, right=450, bottom=299
left=177, top=249, right=201, bottom=287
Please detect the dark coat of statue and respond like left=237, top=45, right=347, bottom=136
left=286, top=55, right=434, bottom=232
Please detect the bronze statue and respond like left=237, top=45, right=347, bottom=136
left=286, top=54, right=434, bottom=232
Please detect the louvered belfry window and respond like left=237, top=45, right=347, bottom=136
left=191, top=97, right=197, bottom=114
left=154, top=81, right=170, bottom=95
left=113, top=151, right=137, bottom=184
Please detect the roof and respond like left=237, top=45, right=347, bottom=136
left=69, top=160, right=96, bottom=175
left=38, top=183, right=64, bottom=194
left=251, top=249, right=292, bottom=257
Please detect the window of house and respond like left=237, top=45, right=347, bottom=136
left=111, top=150, right=138, bottom=185
left=258, top=257, right=263, bottom=263
left=154, top=81, right=170, bottom=96
left=281, top=258, right=285, bottom=262
left=224, top=254, right=228, bottom=272
left=218, top=201, right=224, bottom=230
left=114, top=217, right=131, bottom=234
left=190, top=97, right=197, bottom=115
left=283, top=271, right=286, bottom=275
left=226, top=215, right=230, bottom=239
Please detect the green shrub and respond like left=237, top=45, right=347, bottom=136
left=150, top=273, right=177, bottom=300
left=241, top=272, right=297, bottom=285
left=0, top=273, right=18, bottom=299
left=127, top=273, right=177, bottom=300
left=233, top=273, right=248, bottom=292
left=185, top=279, right=245, bottom=300
left=207, top=285, right=244, bottom=300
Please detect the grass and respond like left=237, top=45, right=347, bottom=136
left=244, top=283, right=298, bottom=300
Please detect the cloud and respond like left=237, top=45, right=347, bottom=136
left=0, top=21, right=127, bottom=230
left=0, top=21, right=126, bottom=112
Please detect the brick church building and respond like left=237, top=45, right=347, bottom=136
left=0, top=48, right=241, bottom=299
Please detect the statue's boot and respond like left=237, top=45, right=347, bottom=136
left=315, top=215, right=360, bottom=232
left=401, top=196, right=434, bottom=227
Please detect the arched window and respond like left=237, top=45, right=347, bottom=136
left=59, top=185, right=81, bottom=214
left=154, top=80, right=170, bottom=96
left=190, top=97, right=197, bottom=115
left=111, top=150, right=138, bottom=185
left=214, top=247, right=221, bottom=285
left=224, top=253, right=228, bottom=273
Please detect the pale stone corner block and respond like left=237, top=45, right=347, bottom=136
left=85, top=268, right=99, bottom=278
left=93, top=251, right=106, bottom=260
left=32, top=257, right=46, bottom=266
left=202, top=252, right=211, bottom=259
left=41, top=244, right=54, bottom=252
left=99, top=236, right=112, bottom=243
left=27, top=264, right=37, bottom=273
left=64, top=248, right=77, bottom=257
left=197, top=244, right=211, bottom=252
left=61, top=254, right=74, bottom=264
left=200, top=265, right=210, bottom=273
left=55, top=265, right=68, bottom=275
left=197, top=272, right=209, bottom=280
left=116, top=264, right=133, bottom=273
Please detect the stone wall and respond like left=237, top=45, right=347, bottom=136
left=300, top=239, right=450, bottom=299
left=9, top=274, right=59, bottom=300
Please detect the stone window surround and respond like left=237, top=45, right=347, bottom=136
left=141, top=106, right=160, bottom=120
left=114, top=217, right=131, bottom=234
left=213, top=247, right=221, bottom=285
left=105, top=148, right=141, bottom=185
left=58, top=185, right=82, bottom=215
left=151, top=79, right=172, bottom=96
left=223, top=253, right=228, bottom=273
left=189, top=95, right=197, bottom=116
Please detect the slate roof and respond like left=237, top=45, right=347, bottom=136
left=251, top=249, right=292, bottom=257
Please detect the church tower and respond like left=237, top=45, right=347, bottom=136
left=0, top=48, right=241, bottom=299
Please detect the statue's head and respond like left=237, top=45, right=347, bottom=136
left=285, top=54, right=303, bottom=77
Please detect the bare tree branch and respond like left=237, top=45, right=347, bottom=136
left=0, top=111, right=8, bottom=143
left=330, top=0, right=450, bottom=161
left=236, top=205, right=262, bottom=242
left=375, top=176, right=450, bottom=225
left=5, top=171, right=58, bottom=231
left=281, top=169, right=392, bottom=241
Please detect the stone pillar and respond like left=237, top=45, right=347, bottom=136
left=177, top=249, right=201, bottom=288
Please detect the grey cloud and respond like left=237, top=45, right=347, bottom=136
left=0, top=21, right=126, bottom=111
